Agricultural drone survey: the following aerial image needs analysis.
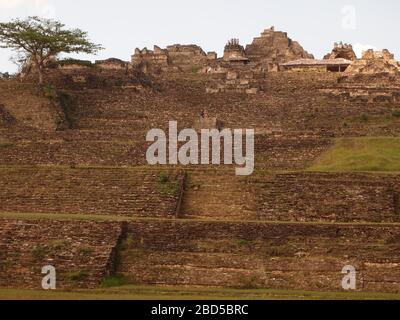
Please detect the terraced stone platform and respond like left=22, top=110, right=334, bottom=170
left=1, top=70, right=400, bottom=295
left=119, top=220, right=400, bottom=292
left=0, top=166, right=183, bottom=217
left=183, top=170, right=400, bottom=223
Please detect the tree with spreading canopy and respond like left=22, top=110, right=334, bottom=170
left=0, top=16, right=102, bottom=84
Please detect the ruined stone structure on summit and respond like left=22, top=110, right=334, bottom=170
left=281, top=58, right=352, bottom=72
left=131, top=44, right=208, bottom=73
left=324, top=42, right=357, bottom=61
left=204, top=27, right=316, bottom=92
left=64, top=26, right=400, bottom=94
left=205, top=38, right=264, bottom=94
left=346, top=49, right=400, bottom=74
left=131, top=46, right=170, bottom=73
left=245, top=26, right=314, bottom=71
left=223, top=39, right=249, bottom=64
left=207, top=51, right=218, bottom=60
left=95, top=58, right=129, bottom=70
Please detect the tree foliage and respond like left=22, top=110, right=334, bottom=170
left=0, top=16, right=103, bottom=84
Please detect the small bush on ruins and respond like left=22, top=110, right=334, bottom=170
left=100, top=274, right=127, bottom=288
left=65, top=270, right=89, bottom=281
left=191, top=65, right=202, bottom=74
left=360, top=113, right=370, bottom=122
left=392, top=109, right=400, bottom=118
left=234, top=275, right=262, bottom=290
left=236, top=239, right=249, bottom=246
left=50, top=240, right=69, bottom=250
left=158, top=172, right=179, bottom=196
left=158, top=172, right=170, bottom=184
left=115, top=79, right=124, bottom=87
left=42, top=85, right=58, bottom=100
left=57, top=58, right=95, bottom=69
left=31, top=245, right=47, bottom=261
left=0, top=137, right=13, bottom=149
left=79, top=247, right=94, bottom=255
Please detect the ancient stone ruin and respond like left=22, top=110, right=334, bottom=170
left=2, top=25, right=400, bottom=298
left=166, top=44, right=208, bottom=71
left=346, top=49, right=400, bottom=74
left=324, top=42, right=357, bottom=61
left=245, top=26, right=314, bottom=71
left=95, top=58, right=129, bottom=70
left=223, top=39, right=249, bottom=64
left=131, top=46, right=170, bottom=73
left=131, top=44, right=208, bottom=73
left=281, top=58, right=352, bottom=72
left=281, top=42, right=356, bottom=73
left=204, top=38, right=263, bottom=93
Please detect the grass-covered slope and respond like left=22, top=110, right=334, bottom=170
left=309, top=137, right=400, bottom=172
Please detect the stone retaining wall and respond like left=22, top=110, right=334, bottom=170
left=0, top=219, right=125, bottom=289
left=119, top=220, right=400, bottom=292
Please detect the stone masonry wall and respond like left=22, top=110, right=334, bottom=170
left=0, top=167, right=182, bottom=218
left=120, top=220, right=400, bottom=292
left=0, top=219, right=125, bottom=289
left=183, top=171, right=400, bottom=223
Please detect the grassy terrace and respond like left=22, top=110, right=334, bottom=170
left=309, top=137, right=400, bottom=173
left=0, top=286, right=399, bottom=301
left=1, top=211, right=400, bottom=226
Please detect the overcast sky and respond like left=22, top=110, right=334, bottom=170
left=0, top=0, right=399, bottom=73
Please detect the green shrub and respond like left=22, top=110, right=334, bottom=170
left=237, top=239, right=249, bottom=246
left=158, top=172, right=170, bottom=184
left=235, top=275, right=261, bottom=289
left=157, top=172, right=180, bottom=195
left=65, top=270, right=89, bottom=281
left=42, top=85, right=58, bottom=100
left=360, top=113, right=369, bottom=122
left=115, top=79, right=124, bottom=87
left=31, top=245, right=47, bottom=260
left=191, top=65, right=202, bottom=74
left=100, top=274, right=127, bottom=288
left=79, top=247, right=94, bottom=255
left=392, top=109, right=400, bottom=118
left=0, top=138, right=13, bottom=149
left=50, top=240, right=68, bottom=250
left=57, top=58, right=94, bottom=68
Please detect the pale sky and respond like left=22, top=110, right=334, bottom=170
left=0, top=0, right=399, bottom=73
